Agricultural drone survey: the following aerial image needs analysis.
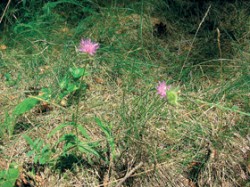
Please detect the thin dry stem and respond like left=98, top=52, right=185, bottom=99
left=0, top=0, right=12, bottom=24
left=179, top=5, right=211, bottom=78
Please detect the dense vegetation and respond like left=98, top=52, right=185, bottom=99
left=0, top=0, right=249, bottom=186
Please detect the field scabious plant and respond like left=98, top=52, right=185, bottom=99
left=157, top=81, right=179, bottom=106
left=12, top=38, right=105, bottom=169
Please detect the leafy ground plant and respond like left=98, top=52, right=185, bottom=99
left=0, top=163, right=19, bottom=187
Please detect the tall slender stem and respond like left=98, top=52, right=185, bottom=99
left=73, top=62, right=88, bottom=151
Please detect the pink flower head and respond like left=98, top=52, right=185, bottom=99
left=157, top=81, right=171, bottom=98
left=79, top=39, right=99, bottom=56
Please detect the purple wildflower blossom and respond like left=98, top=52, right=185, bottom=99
left=157, top=81, right=171, bottom=98
left=79, top=39, right=99, bottom=56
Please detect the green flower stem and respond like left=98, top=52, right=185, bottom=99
left=72, top=62, right=89, bottom=152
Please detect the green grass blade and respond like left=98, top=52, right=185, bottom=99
left=76, top=124, right=91, bottom=140
left=13, top=98, right=39, bottom=116
left=47, top=123, right=70, bottom=138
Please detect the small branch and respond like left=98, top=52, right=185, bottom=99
left=115, top=162, right=143, bottom=187
left=0, top=0, right=12, bottom=24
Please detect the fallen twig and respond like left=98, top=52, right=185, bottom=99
left=115, top=162, right=143, bottom=187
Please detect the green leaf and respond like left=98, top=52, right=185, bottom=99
left=59, top=90, right=69, bottom=100
left=33, top=138, right=41, bottom=147
left=166, top=90, right=178, bottom=106
left=107, top=137, right=115, bottom=156
left=0, top=170, right=5, bottom=178
left=69, top=67, right=85, bottom=79
left=1, top=181, right=13, bottom=187
left=39, top=88, right=52, bottom=100
left=57, top=134, right=77, bottom=147
left=95, top=118, right=115, bottom=158
left=23, top=135, right=34, bottom=147
left=39, top=157, right=48, bottom=165
left=4, top=73, right=11, bottom=81
left=36, top=140, right=44, bottom=151
left=59, top=76, right=69, bottom=89
left=22, top=0, right=26, bottom=7
left=66, top=83, right=79, bottom=93
left=26, top=150, right=35, bottom=157
left=42, top=144, right=50, bottom=154
left=0, top=165, right=19, bottom=187
left=47, top=123, right=69, bottom=138
left=3, top=112, right=14, bottom=137
left=76, top=125, right=90, bottom=140
left=95, top=118, right=110, bottom=137
left=8, top=168, right=19, bottom=179
left=34, top=155, right=39, bottom=164
left=13, top=98, right=40, bottom=116
left=78, top=143, right=100, bottom=157
left=63, top=142, right=76, bottom=152
left=39, top=157, right=46, bottom=165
